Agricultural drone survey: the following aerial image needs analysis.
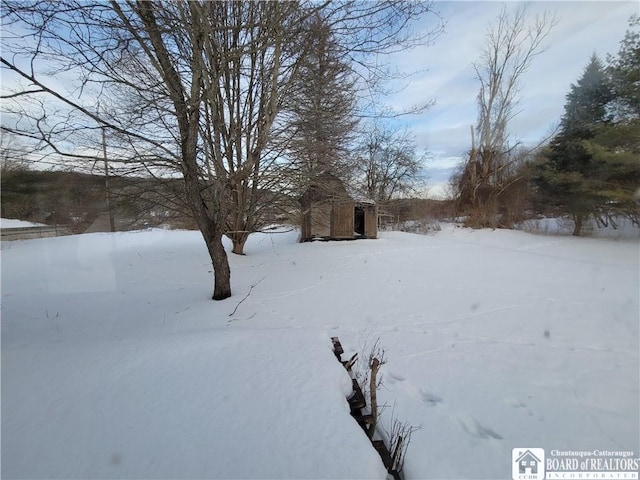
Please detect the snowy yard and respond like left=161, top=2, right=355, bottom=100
left=1, top=224, right=638, bottom=479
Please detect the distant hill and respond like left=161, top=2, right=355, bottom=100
left=2, top=169, right=454, bottom=235
left=1, top=169, right=196, bottom=233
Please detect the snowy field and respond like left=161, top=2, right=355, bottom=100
left=1, top=224, right=638, bottom=479
left=0, top=218, right=47, bottom=228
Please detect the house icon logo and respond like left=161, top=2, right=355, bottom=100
left=512, top=448, right=545, bottom=480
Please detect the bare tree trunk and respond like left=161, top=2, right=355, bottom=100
left=209, top=233, right=232, bottom=300
left=185, top=184, right=232, bottom=299
left=101, top=127, right=116, bottom=232
left=469, top=125, right=477, bottom=194
left=572, top=215, right=584, bottom=236
left=229, top=232, right=249, bottom=256
left=368, top=357, right=380, bottom=439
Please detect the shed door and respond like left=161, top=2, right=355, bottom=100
left=364, top=205, right=378, bottom=238
left=331, top=201, right=354, bottom=239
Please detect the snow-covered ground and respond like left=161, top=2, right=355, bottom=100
left=2, top=224, right=638, bottom=479
left=1, top=218, right=47, bottom=228
left=516, top=216, right=640, bottom=241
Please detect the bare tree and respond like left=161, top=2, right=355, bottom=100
left=353, top=122, right=426, bottom=204
left=0, top=133, right=30, bottom=173
left=1, top=0, right=441, bottom=300
left=454, top=5, right=556, bottom=227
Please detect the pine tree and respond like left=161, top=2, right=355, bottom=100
left=534, top=55, right=609, bottom=234
left=533, top=53, right=640, bottom=234
left=285, top=15, right=358, bottom=193
left=608, top=15, right=640, bottom=120
left=584, top=122, right=640, bottom=225
left=560, top=54, right=613, bottom=134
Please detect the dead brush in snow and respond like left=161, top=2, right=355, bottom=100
left=350, top=335, right=419, bottom=476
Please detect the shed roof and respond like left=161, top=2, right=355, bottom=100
left=299, top=172, right=350, bottom=207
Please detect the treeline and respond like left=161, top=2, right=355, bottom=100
left=453, top=14, right=640, bottom=234
left=1, top=164, right=451, bottom=234
left=0, top=169, right=197, bottom=233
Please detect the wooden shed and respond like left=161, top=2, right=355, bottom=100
left=299, top=173, right=377, bottom=242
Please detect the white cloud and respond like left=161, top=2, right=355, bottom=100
left=379, top=0, right=637, bottom=189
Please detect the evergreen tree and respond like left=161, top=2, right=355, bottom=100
left=584, top=122, right=640, bottom=225
left=533, top=135, right=606, bottom=235
left=285, top=15, right=358, bottom=193
left=534, top=53, right=640, bottom=234
left=608, top=15, right=640, bottom=120
left=560, top=54, right=612, bottom=134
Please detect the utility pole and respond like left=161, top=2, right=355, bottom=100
left=101, top=126, right=116, bottom=232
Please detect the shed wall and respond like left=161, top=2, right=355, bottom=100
left=311, top=203, right=331, bottom=238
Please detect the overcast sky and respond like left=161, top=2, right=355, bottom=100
left=384, top=1, right=638, bottom=198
